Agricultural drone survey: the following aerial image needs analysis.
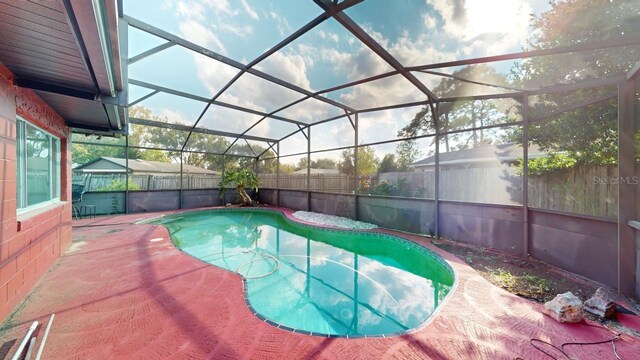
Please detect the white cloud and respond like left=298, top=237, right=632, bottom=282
left=179, top=19, right=227, bottom=54
left=321, top=44, right=391, bottom=82
left=218, top=23, right=253, bottom=38
left=270, top=11, right=291, bottom=37
left=427, top=0, right=532, bottom=54
left=176, top=1, right=206, bottom=21
left=202, top=0, right=237, bottom=16
left=389, top=32, right=456, bottom=66
left=240, top=0, right=259, bottom=20
left=160, top=109, right=189, bottom=124
left=422, top=14, right=437, bottom=29
left=256, top=52, right=312, bottom=90
left=339, top=75, right=424, bottom=110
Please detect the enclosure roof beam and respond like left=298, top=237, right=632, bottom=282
left=129, top=117, right=279, bottom=143
left=314, top=70, right=399, bottom=96
left=277, top=125, right=310, bottom=143
left=407, top=36, right=640, bottom=72
left=418, top=70, right=531, bottom=93
left=128, top=79, right=307, bottom=126
left=129, top=90, right=159, bottom=107
left=626, top=61, right=640, bottom=80
left=124, top=15, right=355, bottom=113
left=530, top=91, right=618, bottom=124
left=257, top=142, right=277, bottom=159
left=437, top=92, right=524, bottom=103
left=127, top=42, right=175, bottom=65
left=314, top=0, right=437, bottom=102
left=525, top=75, right=625, bottom=96
left=182, top=13, right=333, bottom=152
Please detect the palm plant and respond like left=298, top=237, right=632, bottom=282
left=218, top=168, right=260, bottom=206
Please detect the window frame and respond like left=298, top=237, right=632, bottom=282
left=16, top=116, right=62, bottom=214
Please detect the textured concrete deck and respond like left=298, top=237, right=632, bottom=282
left=1, top=208, right=639, bottom=359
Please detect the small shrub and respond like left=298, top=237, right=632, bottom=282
left=98, top=179, right=142, bottom=191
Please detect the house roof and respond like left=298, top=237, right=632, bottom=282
left=75, top=157, right=219, bottom=175
left=0, top=1, right=126, bottom=136
left=411, top=143, right=546, bottom=167
left=293, top=168, right=339, bottom=174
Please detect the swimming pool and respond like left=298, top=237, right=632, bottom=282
left=151, top=209, right=454, bottom=337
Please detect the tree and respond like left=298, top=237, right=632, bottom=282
left=378, top=154, right=398, bottom=173
left=295, top=157, right=336, bottom=171
left=258, top=149, right=277, bottom=174
left=396, top=140, right=422, bottom=172
left=127, top=105, right=232, bottom=171
left=338, top=146, right=378, bottom=176
left=398, top=64, right=515, bottom=152
left=278, top=163, right=295, bottom=174
left=313, top=158, right=337, bottom=169
left=508, top=0, right=640, bottom=170
left=218, top=168, right=260, bottom=206
left=295, top=157, right=308, bottom=171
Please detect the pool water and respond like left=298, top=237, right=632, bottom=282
left=152, top=209, right=454, bottom=337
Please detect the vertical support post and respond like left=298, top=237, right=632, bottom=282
left=125, top=136, right=129, bottom=214
left=254, top=156, right=259, bottom=204
left=276, top=142, right=280, bottom=207
left=354, top=113, right=359, bottom=220
left=306, top=238, right=311, bottom=294
left=434, top=105, right=440, bottom=239
left=353, top=253, right=359, bottom=333
left=179, top=151, right=183, bottom=209
left=617, top=79, right=637, bottom=294
left=222, top=154, right=226, bottom=205
left=307, top=126, right=311, bottom=211
left=522, top=95, right=530, bottom=258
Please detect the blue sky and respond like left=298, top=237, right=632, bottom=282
left=124, top=0, right=552, bottom=158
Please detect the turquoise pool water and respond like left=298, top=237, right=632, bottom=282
left=151, top=209, right=454, bottom=337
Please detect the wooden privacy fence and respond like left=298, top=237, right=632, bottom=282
left=75, top=173, right=222, bottom=191
left=74, top=164, right=618, bottom=217
left=259, top=165, right=618, bottom=218
left=528, top=165, right=618, bottom=218
left=259, top=174, right=356, bottom=193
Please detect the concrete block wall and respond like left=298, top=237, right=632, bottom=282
left=0, top=67, right=72, bottom=321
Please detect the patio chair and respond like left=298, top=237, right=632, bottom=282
left=71, top=184, right=84, bottom=220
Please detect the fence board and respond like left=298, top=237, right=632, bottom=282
left=76, top=164, right=618, bottom=218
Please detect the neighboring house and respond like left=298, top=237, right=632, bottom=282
left=410, top=143, right=546, bottom=170
left=292, top=168, right=340, bottom=175
left=74, top=157, right=219, bottom=175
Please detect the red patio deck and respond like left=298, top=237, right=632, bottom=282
left=0, top=209, right=638, bottom=359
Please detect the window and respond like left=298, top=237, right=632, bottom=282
left=16, top=117, right=61, bottom=212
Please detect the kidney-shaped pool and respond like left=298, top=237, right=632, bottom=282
left=150, top=209, right=454, bottom=337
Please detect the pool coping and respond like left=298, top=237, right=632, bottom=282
left=138, top=206, right=459, bottom=339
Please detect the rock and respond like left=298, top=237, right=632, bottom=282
left=225, top=203, right=232, bottom=207
left=543, top=292, right=584, bottom=323
left=584, top=287, right=616, bottom=319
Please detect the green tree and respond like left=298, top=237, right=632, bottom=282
left=338, top=146, right=378, bottom=176
left=219, top=168, right=260, bottom=206
left=128, top=105, right=232, bottom=171
left=295, top=157, right=308, bottom=171
left=399, top=64, right=515, bottom=152
left=508, top=0, right=640, bottom=171
left=313, top=158, right=337, bottom=169
left=396, top=140, right=422, bottom=171
left=278, top=163, right=295, bottom=174
left=378, top=154, right=398, bottom=173
left=258, top=149, right=277, bottom=173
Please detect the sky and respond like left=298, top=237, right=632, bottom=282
left=124, top=0, right=552, bottom=161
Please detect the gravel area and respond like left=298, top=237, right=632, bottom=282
left=292, top=211, right=378, bottom=230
